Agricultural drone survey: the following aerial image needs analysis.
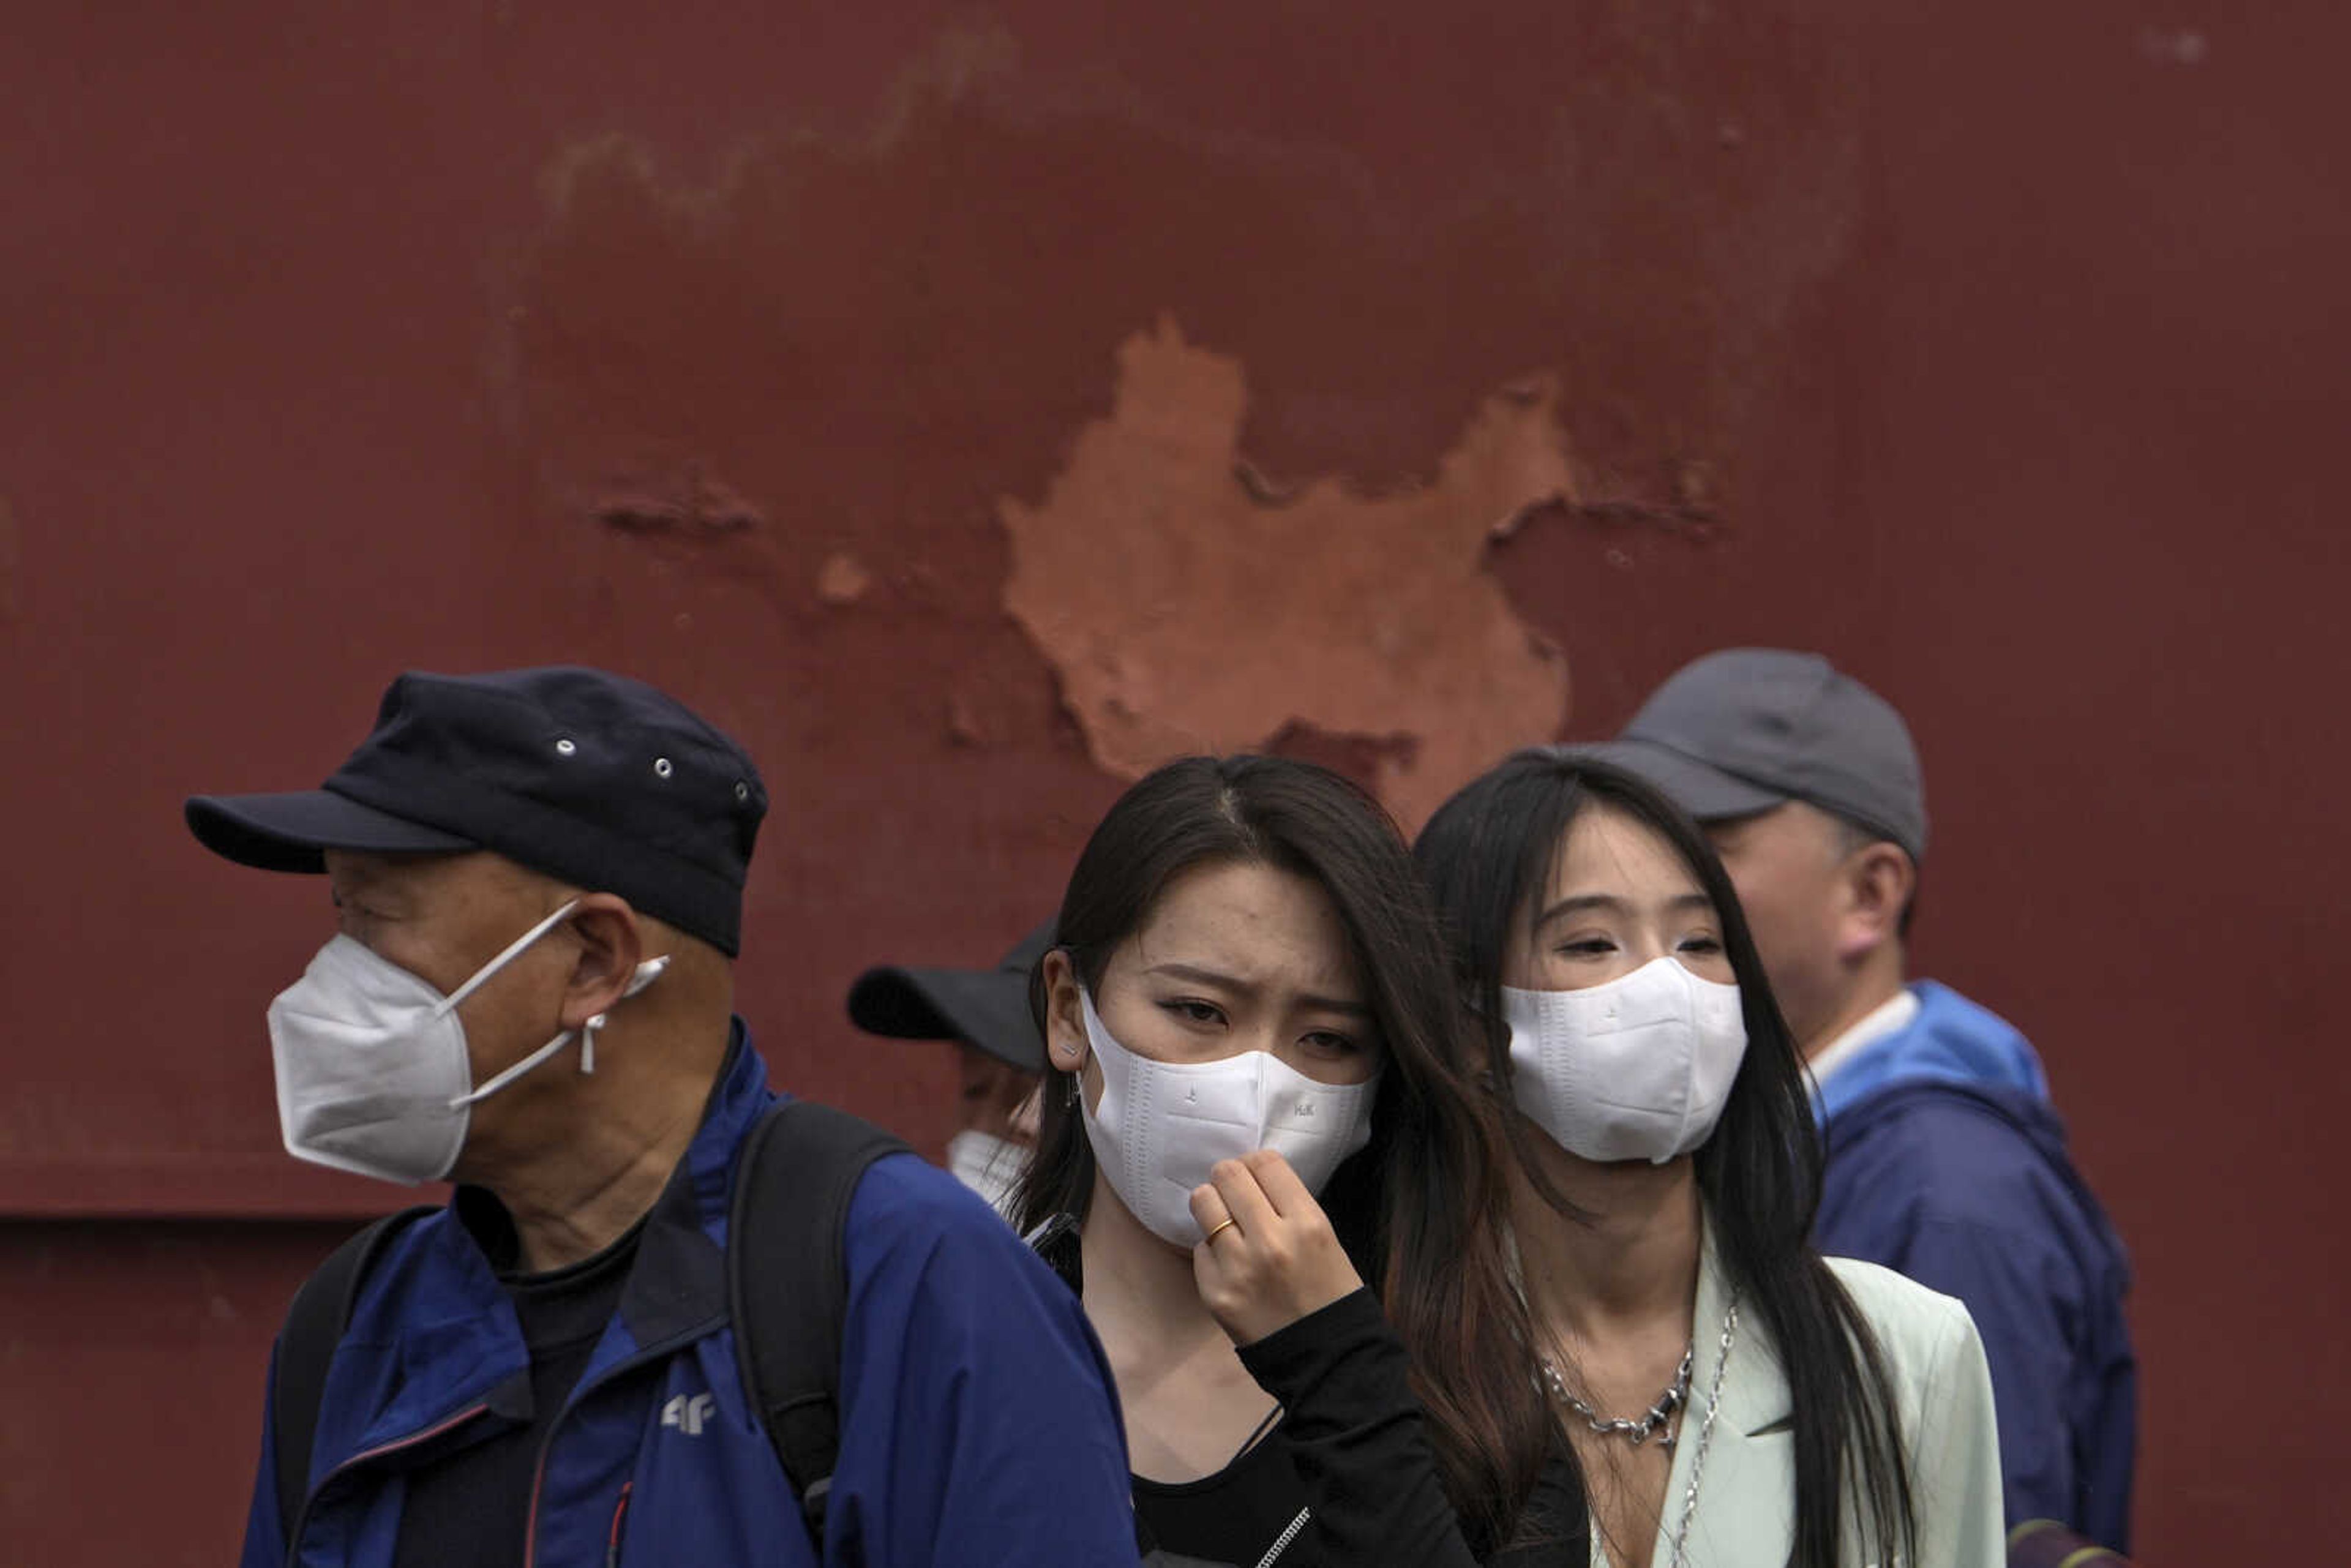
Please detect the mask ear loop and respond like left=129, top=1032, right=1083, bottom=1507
left=434, top=899, right=583, bottom=1018
left=577, top=954, right=670, bottom=1075
left=449, top=951, right=672, bottom=1108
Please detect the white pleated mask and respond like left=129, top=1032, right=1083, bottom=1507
left=1076, top=989, right=1378, bottom=1246
left=1502, top=956, right=1747, bottom=1165
left=265, top=899, right=669, bottom=1185
left=945, top=1128, right=1029, bottom=1217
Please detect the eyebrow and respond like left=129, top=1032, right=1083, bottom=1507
left=1534, top=891, right=1715, bottom=928
left=1139, top=961, right=1372, bottom=1017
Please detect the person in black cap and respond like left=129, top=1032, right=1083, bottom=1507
left=192, top=667, right=1138, bottom=1568
left=1582, top=648, right=2137, bottom=1550
left=848, top=924, right=1051, bottom=1215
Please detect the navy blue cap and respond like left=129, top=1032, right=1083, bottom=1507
left=186, top=666, right=769, bottom=955
left=846, top=921, right=1055, bottom=1073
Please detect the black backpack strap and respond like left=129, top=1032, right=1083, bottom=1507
left=729, top=1098, right=911, bottom=1550
left=272, top=1205, right=436, bottom=1548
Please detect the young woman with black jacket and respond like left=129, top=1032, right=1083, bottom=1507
left=1011, top=755, right=1583, bottom=1567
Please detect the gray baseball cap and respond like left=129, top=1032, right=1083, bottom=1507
left=846, top=921, right=1055, bottom=1073
left=1578, top=648, right=1927, bottom=858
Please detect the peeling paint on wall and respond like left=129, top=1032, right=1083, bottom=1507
left=1001, top=319, right=1576, bottom=825
left=816, top=552, right=874, bottom=605
left=492, top=17, right=1868, bottom=814
left=590, top=463, right=766, bottom=538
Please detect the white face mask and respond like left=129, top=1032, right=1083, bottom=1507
left=1502, top=955, right=1747, bottom=1165
left=1076, top=989, right=1378, bottom=1246
left=265, top=899, right=670, bottom=1185
left=945, top=1128, right=1029, bottom=1217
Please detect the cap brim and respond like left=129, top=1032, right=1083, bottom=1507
left=847, top=965, right=1044, bottom=1073
left=185, top=789, right=477, bottom=873
left=1559, top=738, right=1790, bottom=822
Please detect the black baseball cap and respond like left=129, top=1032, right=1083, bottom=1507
left=186, top=666, right=770, bottom=955
left=846, top=921, right=1056, bottom=1073
left=1578, top=648, right=1927, bottom=859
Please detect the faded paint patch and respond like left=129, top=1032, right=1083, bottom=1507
left=497, top=16, right=1859, bottom=831
left=1002, top=319, right=1574, bottom=825
left=817, top=552, right=874, bottom=605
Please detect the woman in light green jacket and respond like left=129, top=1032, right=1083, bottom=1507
left=1403, top=752, right=2003, bottom=1567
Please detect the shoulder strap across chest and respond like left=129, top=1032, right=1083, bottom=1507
left=728, top=1097, right=911, bottom=1547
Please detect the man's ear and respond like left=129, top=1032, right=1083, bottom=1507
left=1039, top=948, right=1090, bottom=1075
left=1834, top=842, right=1916, bottom=963
left=558, top=893, right=647, bottom=1029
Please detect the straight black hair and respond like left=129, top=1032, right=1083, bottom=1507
left=1010, top=755, right=1536, bottom=1532
left=1408, top=749, right=1916, bottom=1567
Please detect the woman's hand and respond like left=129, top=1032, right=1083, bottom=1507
left=1188, top=1149, right=1365, bottom=1346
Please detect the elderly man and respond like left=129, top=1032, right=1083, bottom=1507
left=190, top=667, right=1136, bottom=1568
left=1588, top=648, right=2138, bottom=1550
left=847, top=922, right=1051, bottom=1215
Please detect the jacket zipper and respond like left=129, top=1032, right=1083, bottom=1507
left=282, top=1400, right=492, bottom=1568
left=522, top=1321, right=722, bottom=1568
left=1255, top=1506, right=1311, bottom=1567
left=604, top=1480, right=633, bottom=1568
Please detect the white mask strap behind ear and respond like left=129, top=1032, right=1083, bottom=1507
left=433, top=899, right=583, bottom=1017
left=448, top=952, right=670, bottom=1109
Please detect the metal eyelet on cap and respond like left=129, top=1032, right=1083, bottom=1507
left=733, top=781, right=751, bottom=803
left=653, top=757, right=674, bottom=778
left=555, top=738, right=577, bottom=756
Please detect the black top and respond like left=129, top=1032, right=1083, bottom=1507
left=1133, top=1288, right=1586, bottom=1567
left=1133, top=1410, right=1316, bottom=1566
left=389, top=1195, right=645, bottom=1568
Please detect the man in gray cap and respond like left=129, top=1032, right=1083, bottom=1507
left=1589, top=648, right=2138, bottom=1550
left=848, top=923, right=1052, bottom=1215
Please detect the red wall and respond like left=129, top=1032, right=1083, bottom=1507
left=5, top=2, right=2344, bottom=1558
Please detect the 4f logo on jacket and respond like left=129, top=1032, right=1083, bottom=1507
left=661, top=1393, right=716, bottom=1436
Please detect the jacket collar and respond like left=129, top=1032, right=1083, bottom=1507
left=1643, top=1215, right=1795, bottom=1568
left=1815, top=980, right=2049, bottom=1123
left=1686, top=1213, right=1791, bottom=1438
left=336, top=1022, right=775, bottom=1458
left=438, top=1021, right=773, bottom=1364
left=607, top=1019, right=773, bottom=1350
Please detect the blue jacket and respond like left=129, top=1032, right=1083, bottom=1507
left=1813, top=982, right=2137, bottom=1551
left=238, top=1027, right=1139, bottom=1567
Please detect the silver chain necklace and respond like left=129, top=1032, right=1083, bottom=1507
left=1540, top=1345, right=1692, bottom=1448
left=1499, top=1223, right=1739, bottom=1568
left=1660, top=1296, right=1740, bottom=1568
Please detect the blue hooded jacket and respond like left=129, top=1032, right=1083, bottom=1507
left=237, top=1026, right=1140, bottom=1568
left=1813, top=982, right=2137, bottom=1551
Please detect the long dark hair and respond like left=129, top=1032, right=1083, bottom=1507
left=1409, top=750, right=1916, bottom=1568
left=1010, top=756, right=1536, bottom=1534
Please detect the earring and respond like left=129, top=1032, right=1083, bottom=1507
left=1063, top=1071, right=1081, bottom=1108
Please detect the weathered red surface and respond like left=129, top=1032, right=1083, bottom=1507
left=3, top=2, right=2344, bottom=1558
